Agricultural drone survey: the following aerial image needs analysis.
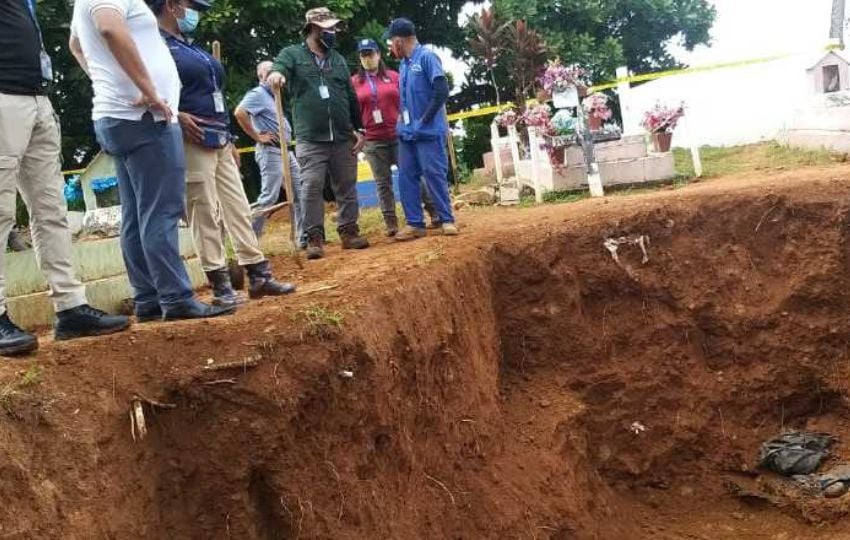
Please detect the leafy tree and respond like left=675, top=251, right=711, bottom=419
left=466, top=8, right=509, bottom=104
left=493, top=0, right=716, bottom=79
left=36, top=0, right=470, bottom=171
left=457, top=114, right=496, bottom=171
left=462, top=0, right=716, bottom=108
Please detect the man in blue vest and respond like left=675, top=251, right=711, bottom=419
left=384, top=18, right=458, bottom=241
left=0, top=0, right=131, bottom=355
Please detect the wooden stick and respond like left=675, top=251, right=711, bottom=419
left=444, top=111, right=461, bottom=195
left=273, top=85, right=298, bottom=246
left=212, top=40, right=221, bottom=61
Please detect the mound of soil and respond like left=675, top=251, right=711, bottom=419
left=3, top=167, right=850, bottom=539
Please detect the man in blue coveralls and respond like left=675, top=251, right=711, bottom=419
left=384, top=18, right=458, bottom=241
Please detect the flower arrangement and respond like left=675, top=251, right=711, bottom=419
left=550, top=109, right=577, bottom=137
left=494, top=109, right=520, bottom=128
left=640, top=102, right=685, bottom=134
left=582, top=93, right=613, bottom=122
left=521, top=104, right=554, bottom=131
left=537, top=59, right=586, bottom=94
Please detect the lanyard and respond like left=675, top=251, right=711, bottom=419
left=366, top=73, right=379, bottom=110
left=24, top=0, right=44, bottom=47
left=174, top=38, right=220, bottom=90
left=311, top=52, right=329, bottom=73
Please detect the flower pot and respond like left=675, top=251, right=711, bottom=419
left=652, top=131, right=673, bottom=153
left=587, top=115, right=602, bottom=132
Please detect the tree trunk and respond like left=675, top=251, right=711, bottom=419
left=831, top=0, right=845, bottom=46
left=489, top=68, right=501, bottom=106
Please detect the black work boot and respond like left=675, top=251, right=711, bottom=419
left=339, top=225, right=369, bottom=250
left=206, top=268, right=246, bottom=308
left=306, top=233, right=325, bottom=260
left=163, top=299, right=236, bottom=321
left=135, top=303, right=163, bottom=323
left=54, top=304, right=131, bottom=341
left=246, top=260, right=296, bottom=299
left=0, top=313, right=38, bottom=356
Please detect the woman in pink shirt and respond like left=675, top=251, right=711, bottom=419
left=351, top=39, right=401, bottom=236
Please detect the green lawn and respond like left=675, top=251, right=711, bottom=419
left=673, top=142, right=839, bottom=179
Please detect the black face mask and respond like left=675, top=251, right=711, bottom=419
left=320, top=30, right=337, bottom=50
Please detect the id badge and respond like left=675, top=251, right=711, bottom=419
left=402, top=110, right=411, bottom=125
left=39, top=50, right=53, bottom=81
left=213, top=91, right=225, bottom=113
left=319, top=85, right=330, bottom=100
left=372, top=109, right=384, bottom=124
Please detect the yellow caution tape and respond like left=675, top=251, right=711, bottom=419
left=64, top=44, right=840, bottom=176
left=589, top=43, right=841, bottom=91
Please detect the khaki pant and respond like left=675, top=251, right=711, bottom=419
left=184, top=142, right=264, bottom=272
left=0, top=93, right=86, bottom=316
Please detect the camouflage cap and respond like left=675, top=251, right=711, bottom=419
left=304, top=7, right=342, bottom=30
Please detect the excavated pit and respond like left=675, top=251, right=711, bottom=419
left=4, top=188, right=850, bottom=539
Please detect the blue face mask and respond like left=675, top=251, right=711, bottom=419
left=177, top=7, right=200, bottom=34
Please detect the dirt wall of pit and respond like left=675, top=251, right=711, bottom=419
left=4, top=174, right=850, bottom=539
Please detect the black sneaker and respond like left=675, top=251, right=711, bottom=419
left=0, top=313, right=38, bottom=356
left=54, top=304, right=131, bottom=341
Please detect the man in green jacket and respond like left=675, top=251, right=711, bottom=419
left=267, top=7, right=368, bottom=259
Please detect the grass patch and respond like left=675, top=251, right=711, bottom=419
left=297, top=304, right=344, bottom=340
left=674, top=142, right=837, bottom=178
left=326, top=206, right=388, bottom=244
left=0, top=365, right=43, bottom=412
left=416, top=245, right=445, bottom=264
left=542, top=190, right=591, bottom=204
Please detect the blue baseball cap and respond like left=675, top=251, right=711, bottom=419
left=382, top=18, right=416, bottom=40
left=358, top=39, right=380, bottom=52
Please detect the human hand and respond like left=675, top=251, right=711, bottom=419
left=267, top=71, right=286, bottom=89
left=352, top=131, right=365, bottom=154
left=177, top=112, right=204, bottom=144
left=256, top=132, right=279, bottom=145
left=134, top=93, right=173, bottom=123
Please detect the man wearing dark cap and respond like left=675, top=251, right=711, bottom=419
left=384, top=18, right=457, bottom=241
left=266, top=7, right=369, bottom=260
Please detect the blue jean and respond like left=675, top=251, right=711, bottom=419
left=94, top=113, right=194, bottom=310
left=398, top=137, right=454, bottom=228
left=252, top=145, right=304, bottom=243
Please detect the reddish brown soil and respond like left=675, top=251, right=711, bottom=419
left=4, top=166, right=850, bottom=539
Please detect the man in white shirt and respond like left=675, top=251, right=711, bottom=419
left=69, top=0, right=232, bottom=321
left=0, top=0, right=131, bottom=356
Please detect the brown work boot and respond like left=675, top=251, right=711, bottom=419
left=340, top=225, right=369, bottom=250
left=394, top=225, right=427, bottom=242
left=385, top=216, right=399, bottom=237
left=306, top=235, right=325, bottom=260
